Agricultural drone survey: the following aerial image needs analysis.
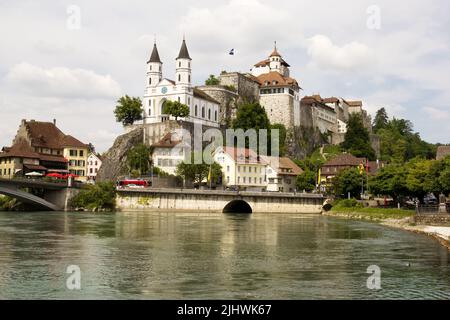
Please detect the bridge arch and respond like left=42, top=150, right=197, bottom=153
left=223, top=200, right=252, bottom=214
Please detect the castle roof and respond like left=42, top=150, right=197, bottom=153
left=254, top=58, right=290, bottom=68
left=148, top=43, right=162, bottom=64
left=177, top=39, right=192, bottom=60
left=257, top=71, right=299, bottom=88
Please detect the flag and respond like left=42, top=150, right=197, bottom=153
left=317, top=168, right=321, bottom=185
left=359, top=163, right=365, bottom=175
left=229, top=49, right=235, bottom=55
left=208, top=165, right=212, bottom=183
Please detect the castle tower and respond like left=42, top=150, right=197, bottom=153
left=147, top=42, right=162, bottom=87
left=175, top=37, right=192, bottom=87
left=269, top=41, right=282, bottom=73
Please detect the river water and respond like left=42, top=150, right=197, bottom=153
left=0, top=211, right=449, bottom=300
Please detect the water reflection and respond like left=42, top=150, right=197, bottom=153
left=0, top=211, right=449, bottom=299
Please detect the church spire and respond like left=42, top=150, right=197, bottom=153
left=270, top=41, right=281, bottom=57
left=177, top=38, right=192, bottom=60
left=148, top=42, right=162, bottom=64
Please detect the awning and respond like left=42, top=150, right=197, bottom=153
left=24, top=164, right=47, bottom=171
left=47, top=169, right=70, bottom=173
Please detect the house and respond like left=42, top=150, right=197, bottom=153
left=213, top=147, right=268, bottom=191
left=261, top=156, right=303, bottom=192
left=436, top=146, right=450, bottom=160
left=151, top=132, right=188, bottom=176
left=0, top=119, right=89, bottom=181
left=320, top=153, right=365, bottom=183
left=87, top=153, right=102, bottom=182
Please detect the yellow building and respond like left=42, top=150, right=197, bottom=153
left=213, top=147, right=268, bottom=191
left=0, top=119, right=89, bottom=182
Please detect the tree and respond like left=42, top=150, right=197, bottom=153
left=332, top=168, right=364, bottom=198
left=114, top=95, right=143, bottom=126
left=370, top=164, right=408, bottom=204
left=70, top=182, right=116, bottom=210
left=270, top=123, right=287, bottom=156
left=296, top=170, right=316, bottom=192
left=232, top=102, right=271, bottom=152
left=175, top=153, right=209, bottom=185
left=373, top=107, right=389, bottom=133
left=210, top=162, right=223, bottom=185
left=163, top=101, right=190, bottom=121
left=127, top=144, right=151, bottom=176
left=205, top=75, right=220, bottom=86
left=342, top=113, right=376, bottom=160
left=405, top=159, right=433, bottom=202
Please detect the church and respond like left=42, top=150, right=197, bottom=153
left=143, top=38, right=220, bottom=128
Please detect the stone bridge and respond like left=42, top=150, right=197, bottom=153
left=0, top=178, right=80, bottom=211
left=116, top=188, right=324, bottom=214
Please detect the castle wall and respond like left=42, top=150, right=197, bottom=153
left=259, top=94, right=294, bottom=130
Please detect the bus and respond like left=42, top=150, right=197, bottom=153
left=117, top=179, right=149, bottom=189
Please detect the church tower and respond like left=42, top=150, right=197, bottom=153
left=147, top=42, right=162, bottom=87
left=175, top=37, right=192, bottom=87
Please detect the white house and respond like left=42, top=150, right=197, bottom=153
left=261, top=156, right=303, bottom=192
left=151, top=132, right=188, bottom=176
left=213, top=147, right=268, bottom=191
left=143, top=39, right=220, bottom=128
left=87, top=153, right=102, bottom=182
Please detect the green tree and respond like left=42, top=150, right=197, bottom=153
left=70, top=182, right=116, bottom=210
left=373, top=107, right=389, bottom=133
left=163, top=101, right=190, bottom=121
left=210, top=162, right=223, bottom=185
left=232, top=102, right=272, bottom=153
left=205, top=75, right=220, bottom=86
left=175, top=153, right=209, bottom=185
left=405, top=159, right=433, bottom=201
left=332, top=168, right=364, bottom=198
left=114, top=95, right=143, bottom=126
left=342, top=113, right=376, bottom=160
left=270, top=123, right=287, bottom=156
left=370, top=164, right=408, bottom=204
left=296, top=170, right=316, bottom=192
left=127, top=144, right=151, bottom=176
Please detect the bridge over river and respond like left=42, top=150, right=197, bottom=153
left=116, top=188, right=325, bottom=214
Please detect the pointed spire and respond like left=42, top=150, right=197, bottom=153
left=177, top=38, right=192, bottom=60
left=148, top=42, right=162, bottom=64
left=270, top=41, right=281, bottom=57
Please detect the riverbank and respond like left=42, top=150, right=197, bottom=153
left=324, top=208, right=450, bottom=251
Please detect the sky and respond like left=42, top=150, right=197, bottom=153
left=0, top=0, right=449, bottom=152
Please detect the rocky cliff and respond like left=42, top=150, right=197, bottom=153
left=96, top=127, right=144, bottom=182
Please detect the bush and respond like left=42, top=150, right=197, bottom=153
left=334, top=198, right=363, bottom=209
left=0, top=195, right=17, bottom=211
left=70, top=182, right=116, bottom=211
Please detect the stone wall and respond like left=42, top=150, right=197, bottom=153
left=219, top=72, right=260, bottom=103
left=196, top=86, right=238, bottom=127
left=116, top=189, right=324, bottom=214
left=413, top=214, right=450, bottom=226
left=260, top=94, right=294, bottom=130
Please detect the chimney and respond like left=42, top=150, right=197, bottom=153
left=53, top=119, right=56, bottom=126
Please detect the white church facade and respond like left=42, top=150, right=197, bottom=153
left=143, top=39, right=220, bottom=128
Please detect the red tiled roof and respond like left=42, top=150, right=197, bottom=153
left=257, top=72, right=299, bottom=88
left=222, top=147, right=267, bottom=165
left=151, top=132, right=182, bottom=149
left=261, top=156, right=303, bottom=176
left=323, top=153, right=364, bottom=167
left=0, top=139, right=39, bottom=159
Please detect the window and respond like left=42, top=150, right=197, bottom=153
left=243, top=167, right=246, bottom=173
left=238, top=177, right=240, bottom=183
left=80, top=151, right=84, bottom=157
left=149, top=78, right=152, bottom=85
left=178, top=97, right=181, bottom=103
left=227, top=166, right=230, bottom=172
left=179, top=62, right=181, bottom=68
left=188, top=75, right=191, bottom=82
left=227, top=176, right=230, bottom=183
left=70, top=150, right=77, bottom=157
left=195, top=105, right=198, bottom=116
left=202, top=107, right=205, bottom=118
left=208, top=109, right=211, bottom=120
left=149, top=108, right=152, bottom=116
left=243, top=177, right=246, bottom=184
left=178, top=74, right=181, bottom=82
left=215, top=110, right=218, bottom=121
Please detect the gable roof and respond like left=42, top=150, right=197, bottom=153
left=261, top=156, right=303, bottom=176
left=323, top=153, right=364, bottom=167
left=0, top=139, right=39, bottom=159
left=151, top=132, right=182, bottom=149
left=18, top=120, right=88, bottom=150
left=437, top=146, right=450, bottom=160
left=221, top=147, right=267, bottom=165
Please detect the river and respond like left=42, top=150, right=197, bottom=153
left=0, top=211, right=449, bottom=300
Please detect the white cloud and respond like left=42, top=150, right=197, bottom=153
left=422, top=107, right=450, bottom=121
left=5, top=63, right=122, bottom=100
left=306, top=35, right=375, bottom=71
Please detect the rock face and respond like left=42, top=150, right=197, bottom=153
left=97, top=127, right=144, bottom=182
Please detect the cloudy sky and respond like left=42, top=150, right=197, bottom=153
left=0, top=0, right=449, bottom=152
